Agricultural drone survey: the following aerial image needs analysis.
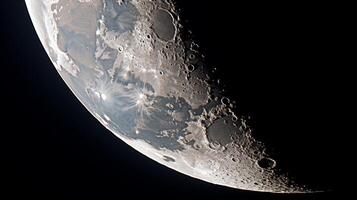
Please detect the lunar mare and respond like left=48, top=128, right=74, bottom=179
left=26, top=0, right=313, bottom=193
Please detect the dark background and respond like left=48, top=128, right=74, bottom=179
left=1, top=1, right=351, bottom=199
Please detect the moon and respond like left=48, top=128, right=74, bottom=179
left=25, top=0, right=320, bottom=193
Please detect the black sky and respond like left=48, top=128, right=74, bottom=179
left=1, top=1, right=351, bottom=199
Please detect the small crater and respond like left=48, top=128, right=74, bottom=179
left=186, top=64, right=195, bottom=72
left=232, top=114, right=238, bottom=122
left=117, top=45, right=124, bottom=52
left=221, top=97, right=230, bottom=105
left=231, top=157, right=239, bottom=162
left=193, top=143, right=202, bottom=150
left=257, top=157, right=276, bottom=170
left=188, top=53, right=196, bottom=60
left=163, top=155, right=175, bottom=162
left=253, top=150, right=259, bottom=155
left=208, top=142, right=226, bottom=151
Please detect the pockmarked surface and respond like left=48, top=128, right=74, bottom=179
left=26, top=0, right=318, bottom=193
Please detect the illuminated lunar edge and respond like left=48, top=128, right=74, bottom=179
left=26, top=0, right=313, bottom=193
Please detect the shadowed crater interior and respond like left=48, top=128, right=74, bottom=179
left=257, top=157, right=276, bottom=170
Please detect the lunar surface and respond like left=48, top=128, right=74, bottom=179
left=26, top=0, right=315, bottom=193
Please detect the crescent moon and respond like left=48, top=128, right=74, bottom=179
left=25, top=0, right=323, bottom=193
